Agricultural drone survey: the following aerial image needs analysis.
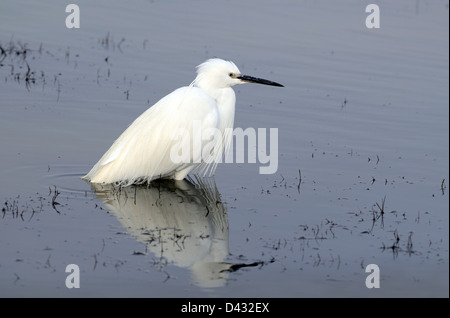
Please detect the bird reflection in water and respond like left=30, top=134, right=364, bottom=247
left=89, top=176, right=260, bottom=287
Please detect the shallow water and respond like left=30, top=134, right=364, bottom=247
left=0, top=0, right=448, bottom=297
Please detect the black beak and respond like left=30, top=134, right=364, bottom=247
left=237, top=75, right=284, bottom=87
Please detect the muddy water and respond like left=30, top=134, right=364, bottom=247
left=0, top=0, right=448, bottom=297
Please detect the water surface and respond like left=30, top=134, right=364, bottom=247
left=0, top=0, right=448, bottom=297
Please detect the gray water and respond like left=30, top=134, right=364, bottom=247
left=0, top=0, right=448, bottom=297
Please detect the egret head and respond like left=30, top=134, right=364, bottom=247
left=194, top=58, right=283, bottom=90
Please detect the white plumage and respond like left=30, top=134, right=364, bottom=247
left=82, top=58, right=283, bottom=186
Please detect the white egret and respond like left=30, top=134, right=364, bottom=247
left=82, top=58, right=283, bottom=186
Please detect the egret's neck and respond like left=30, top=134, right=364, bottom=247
left=206, top=87, right=236, bottom=131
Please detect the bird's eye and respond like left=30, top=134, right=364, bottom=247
left=229, top=73, right=234, bottom=78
